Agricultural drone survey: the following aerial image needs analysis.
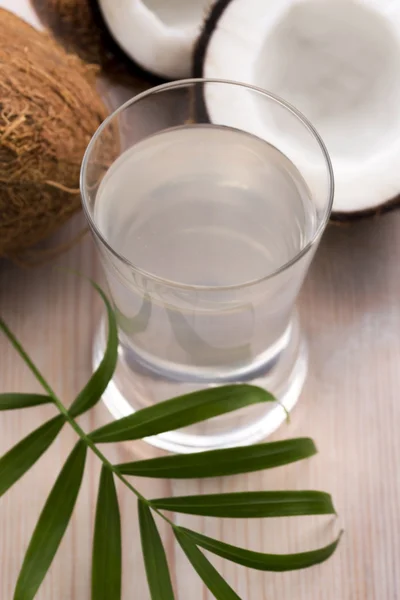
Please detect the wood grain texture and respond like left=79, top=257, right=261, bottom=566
left=1, top=3, right=400, bottom=598
left=2, top=210, right=400, bottom=600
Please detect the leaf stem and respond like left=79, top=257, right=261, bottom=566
left=0, top=319, right=174, bottom=528
left=63, top=404, right=175, bottom=526
left=0, top=320, right=59, bottom=402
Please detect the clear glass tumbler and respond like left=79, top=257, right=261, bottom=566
left=81, top=79, right=334, bottom=453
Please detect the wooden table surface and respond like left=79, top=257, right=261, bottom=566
left=1, top=2, right=400, bottom=599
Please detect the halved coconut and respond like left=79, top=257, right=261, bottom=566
left=98, top=0, right=212, bottom=79
left=194, top=0, right=400, bottom=220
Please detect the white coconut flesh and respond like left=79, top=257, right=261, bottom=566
left=98, top=0, right=211, bottom=79
left=199, top=0, right=400, bottom=215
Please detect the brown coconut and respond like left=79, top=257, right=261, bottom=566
left=0, top=8, right=109, bottom=258
left=32, top=0, right=109, bottom=65
left=30, top=0, right=160, bottom=87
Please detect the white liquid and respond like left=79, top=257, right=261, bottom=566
left=95, top=125, right=317, bottom=382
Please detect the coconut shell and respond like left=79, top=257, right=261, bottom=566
left=0, top=8, right=109, bottom=257
left=194, top=0, right=400, bottom=223
left=329, top=199, right=400, bottom=223
left=31, top=0, right=161, bottom=87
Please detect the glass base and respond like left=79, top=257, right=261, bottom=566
left=93, top=315, right=308, bottom=454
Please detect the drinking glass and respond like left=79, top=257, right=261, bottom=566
left=80, top=79, right=334, bottom=453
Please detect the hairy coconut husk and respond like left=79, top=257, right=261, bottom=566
left=0, top=8, right=109, bottom=258
left=30, top=0, right=160, bottom=87
left=32, top=0, right=108, bottom=65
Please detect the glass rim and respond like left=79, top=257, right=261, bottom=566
left=80, top=77, right=334, bottom=291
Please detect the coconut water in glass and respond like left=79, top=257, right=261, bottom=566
left=81, top=79, right=334, bottom=453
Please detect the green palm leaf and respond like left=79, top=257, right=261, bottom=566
left=151, top=490, right=335, bottom=518
left=92, top=466, right=122, bottom=600
left=177, top=527, right=342, bottom=572
left=13, top=440, right=87, bottom=600
left=0, top=394, right=52, bottom=410
left=0, top=283, right=341, bottom=600
left=0, top=415, right=64, bottom=498
left=69, top=282, right=118, bottom=418
left=175, top=528, right=241, bottom=600
left=90, top=385, right=276, bottom=443
left=117, top=438, right=317, bottom=479
left=138, top=499, right=175, bottom=599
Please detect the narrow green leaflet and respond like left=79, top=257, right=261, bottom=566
left=92, top=466, right=122, bottom=600
left=151, top=490, right=335, bottom=518
left=69, top=282, right=118, bottom=418
left=0, top=415, right=64, bottom=498
left=90, top=385, right=276, bottom=443
left=177, top=527, right=342, bottom=572
left=175, top=528, right=242, bottom=600
left=0, top=394, right=52, bottom=410
left=117, top=438, right=317, bottom=479
left=13, top=441, right=87, bottom=600
left=138, top=499, right=175, bottom=600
